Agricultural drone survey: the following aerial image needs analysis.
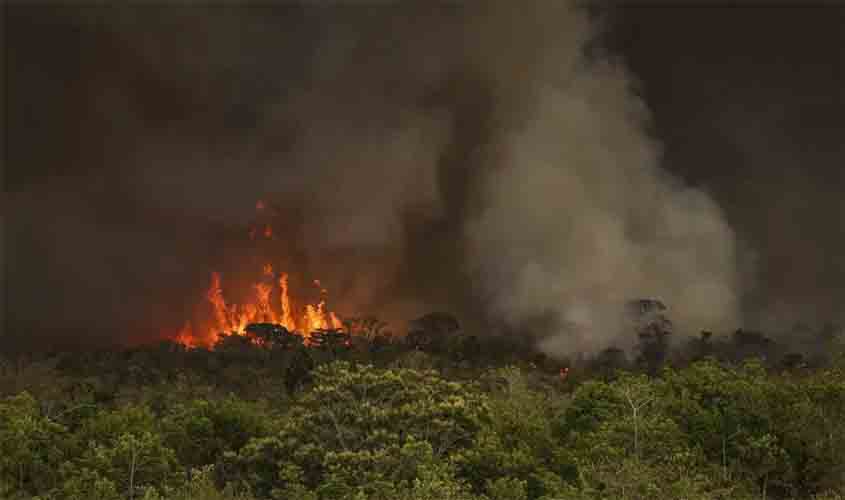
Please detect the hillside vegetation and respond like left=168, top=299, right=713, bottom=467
left=2, top=321, right=844, bottom=500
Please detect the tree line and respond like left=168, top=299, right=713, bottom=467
left=1, top=315, right=843, bottom=500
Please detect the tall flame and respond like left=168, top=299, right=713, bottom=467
left=177, top=265, right=343, bottom=348
left=279, top=273, right=295, bottom=331
left=173, top=199, right=344, bottom=348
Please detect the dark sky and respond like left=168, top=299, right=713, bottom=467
left=3, top=4, right=844, bottom=351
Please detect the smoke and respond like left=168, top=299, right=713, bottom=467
left=602, top=6, right=845, bottom=340
left=6, top=2, right=742, bottom=354
left=458, top=5, right=740, bottom=356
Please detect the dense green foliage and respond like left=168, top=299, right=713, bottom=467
left=1, top=326, right=844, bottom=500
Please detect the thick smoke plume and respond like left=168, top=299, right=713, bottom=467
left=456, top=5, right=740, bottom=355
left=7, top=2, right=740, bottom=354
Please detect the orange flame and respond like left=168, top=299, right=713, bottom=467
left=177, top=266, right=344, bottom=347
left=279, top=273, right=296, bottom=332
left=174, top=199, right=344, bottom=348
left=174, top=321, right=198, bottom=348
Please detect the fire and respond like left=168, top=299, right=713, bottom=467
left=173, top=199, right=345, bottom=348
left=177, top=267, right=344, bottom=348
left=278, top=273, right=296, bottom=330
left=174, top=321, right=196, bottom=347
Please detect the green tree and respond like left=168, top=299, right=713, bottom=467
left=663, top=360, right=794, bottom=496
left=455, top=367, right=568, bottom=499
left=52, top=465, right=121, bottom=500
left=0, top=392, right=68, bottom=497
left=235, top=361, right=489, bottom=497
left=72, top=405, right=181, bottom=499
left=560, top=371, right=732, bottom=499
left=161, top=397, right=272, bottom=469
left=77, top=431, right=181, bottom=500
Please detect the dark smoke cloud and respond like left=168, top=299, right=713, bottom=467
left=4, top=3, right=841, bottom=354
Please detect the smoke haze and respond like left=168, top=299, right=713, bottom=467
left=5, top=3, right=840, bottom=355
left=604, top=6, right=845, bottom=336
left=460, top=10, right=739, bottom=354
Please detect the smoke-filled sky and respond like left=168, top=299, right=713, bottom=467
left=4, top=3, right=844, bottom=354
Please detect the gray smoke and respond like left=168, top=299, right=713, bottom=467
left=458, top=4, right=741, bottom=355
left=6, top=2, right=742, bottom=354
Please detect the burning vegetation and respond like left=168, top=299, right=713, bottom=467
left=174, top=201, right=344, bottom=348
left=174, top=267, right=343, bottom=348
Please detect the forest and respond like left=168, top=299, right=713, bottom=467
left=1, top=316, right=844, bottom=500
left=7, top=2, right=845, bottom=499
